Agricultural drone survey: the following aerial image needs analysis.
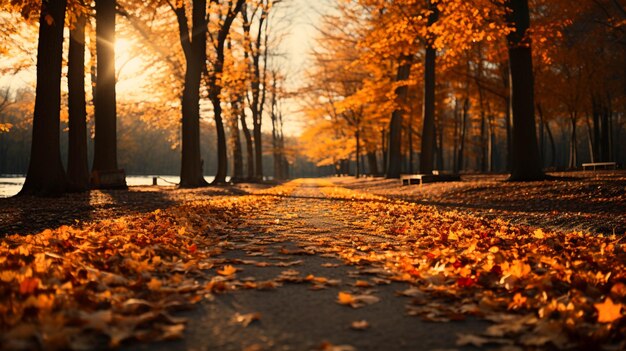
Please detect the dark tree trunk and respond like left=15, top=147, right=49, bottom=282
left=452, top=98, right=459, bottom=173
left=355, top=129, right=360, bottom=178
left=386, top=61, right=411, bottom=178
left=243, top=4, right=268, bottom=181
left=20, top=0, right=68, bottom=197
left=537, top=103, right=545, bottom=166
left=367, top=151, right=378, bottom=176
left=241, top=110, right=254, bottom=179
left=601, top=103, right=610, bottom=161
left=505, top=0, right=544, bottom=180
left=592, top=96, right=601, bottom=162
left=176, top=0, right=208, bottom=188
left=209, top=0, right=245, bottom=184
left=457, top=97, right=469, bottom=173
left=568, top=113, right=578, bottom=169
left=92, top=0, right=121, bottom=178
left=420, top=0, right=438, bottom=174
left=211, top=94, right=228, bottom=183
left=230, top=98, right=244, bottom=182
left=67, top=14, right=90, bottom=192
left=545, top=120, right=555, bottom=168
left=381, top=127, right=387, bottom=174
left=436, top=117, right=444, bottom=171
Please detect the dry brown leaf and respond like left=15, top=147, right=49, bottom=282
left=232, top=312, right=261, bottom=327
left=350, top=320, right=370, bottom=330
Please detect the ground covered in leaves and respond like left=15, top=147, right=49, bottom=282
left=0, top=177, right=625, bottom=350
left=332, top=171, right=626, bottom=235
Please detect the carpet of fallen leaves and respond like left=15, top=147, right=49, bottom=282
left=0, top=182, right=297, bottom=350
left=309, top=181, right=625, bottom=349
left=331, top=171, right=626, bottom=235
left=1, top=178, right=625, bottom=350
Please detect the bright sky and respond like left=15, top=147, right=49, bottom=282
left=0, top=1, right=328, bottom=136
left=266, top=0, right=327, bottom=136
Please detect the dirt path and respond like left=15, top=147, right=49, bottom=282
left=132, top=179, right=487, bottom=351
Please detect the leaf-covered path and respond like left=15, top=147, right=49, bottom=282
left=148, top=179, right=490, bottom=351
left=1, top=179, right=625, bottom=350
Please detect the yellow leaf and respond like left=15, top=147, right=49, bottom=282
left=337, top=292, right=356, bottom=305
left=533, top=229, right=545, bottom=239
left=217, top=265, right=238, bottom=276
left=594, top=297, right=623, bottom=323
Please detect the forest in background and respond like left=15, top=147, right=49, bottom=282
left=299, top=0, right=625, bottom=178
left=0, top=88, right=325, bottom=178
left=0, top=0, right=625, bottom=196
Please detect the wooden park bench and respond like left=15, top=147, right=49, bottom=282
left=400, top=171, right=460, bottom=186
left=581, top=162, right=617, bottom=171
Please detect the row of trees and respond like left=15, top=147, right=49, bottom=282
left=0, top=91, right=300, bottom=177
left=0, top=0, right=290, bottom=196
left=300, top=0, right=625, bottom=179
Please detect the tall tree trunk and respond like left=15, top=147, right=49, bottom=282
left=67, top=14, right=90, bottom=192
left=585, top=113, right=596, bottom=162
left=230, top=98, right=244, bottom=182
left=20, top=0, right=68, bottom=196
left=420, top=0, right=438, bottom=174
left=241, top=110, right=254, bottom=179
left=600, top=101, right=610, bottom=161
left=210, top=0, right=245, bottom=184
left=367, top=151, right=378, bottom=176
left=212, top=94, right=228, bottom=183
left=457, top=97, right=469, bottom=173
left=355, top=129, right=360, bottom=178
left=452, top=98, right=459, bottom=173
left=545, top=120, right=555, bottom=168
left=537, top=103, right=545, bottom=167
left=437, top=116, right=444, bottom=171
left=92, top=0, right=121, bottom=180
left=386, top=60, right=411, bottom=178
left=177, top=0, right=208, bottom=188
left=591, top=96, right=601, bottom=162
left=568, top=113, right=578, bottom=169
left=505, top=0, right=544, bottom=180
left=381, top=126, right=387, bottom=174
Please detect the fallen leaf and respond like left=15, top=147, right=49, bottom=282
left=594, top=297, right=623, bottom=323
left=232, top=312, right=261, bottom=327
left=350, top=320, right=370, bottom=330
left=217, top=265, right=238, bottom=276
left=19, top=277, right=39, bottom=295
left=147, top=278, right=162, bottom=291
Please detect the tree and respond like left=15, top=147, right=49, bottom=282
left=20, top=0, right=68, bottom=196
left=92, top=0, right=125, bottom=187
left=67, top=10, right=90, bottom=192
left=419, top=0, right=439, bottom=174
left=243, top=0, right=271, bottom=181
left=206, top=0, right=246, bottom=184
left=171, top=0, right=210, bottom=187
left=505, top=0, right=544, bottom=180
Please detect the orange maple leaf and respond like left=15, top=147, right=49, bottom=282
left=594, top=297, right=623, bottom=323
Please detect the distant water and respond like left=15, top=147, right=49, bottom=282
left=0, top=175, right=215, bottom=198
